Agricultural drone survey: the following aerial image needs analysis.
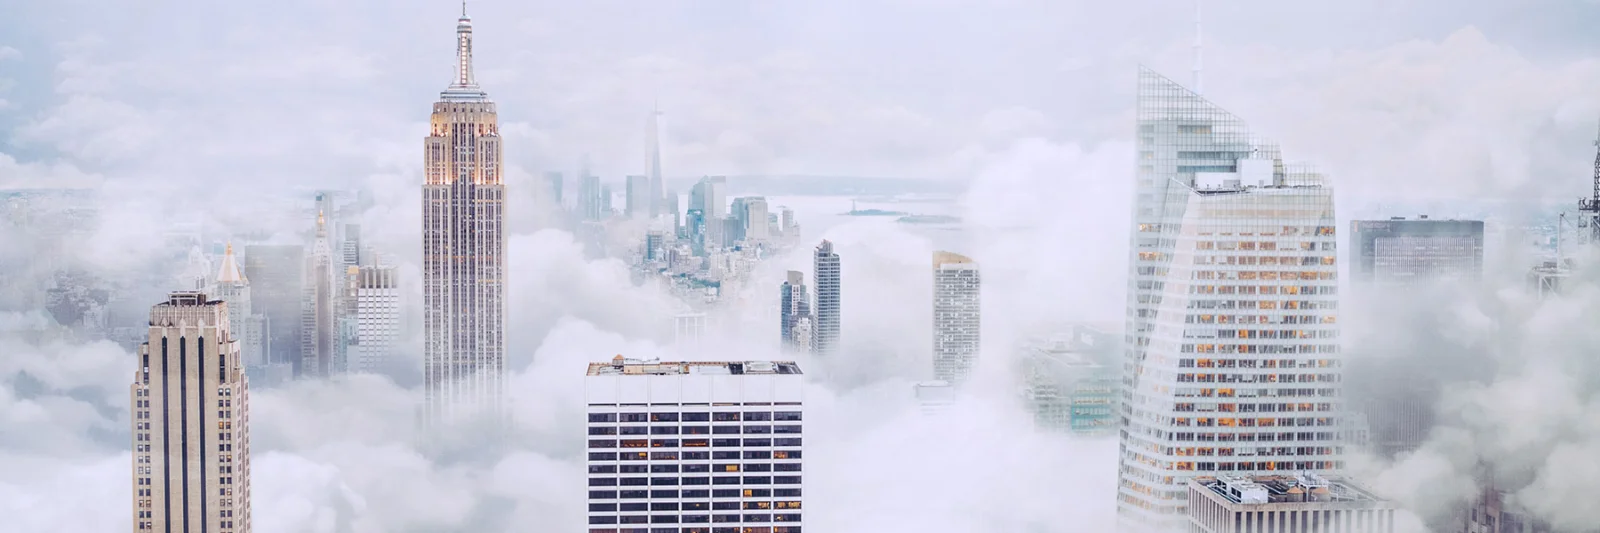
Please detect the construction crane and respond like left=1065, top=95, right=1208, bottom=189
left=1577, top=120, right=1600, bottom=244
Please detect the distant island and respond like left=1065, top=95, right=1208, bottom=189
left=897, top=214, right=962, bottom=224
left=844, top=208, right=908, bottom=216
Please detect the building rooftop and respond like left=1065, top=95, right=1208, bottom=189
left=1192, top=474, right=1388, bottom=508
left=586, top=356, right=803, bottom=376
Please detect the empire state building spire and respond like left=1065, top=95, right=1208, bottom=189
left=442, top=2, right=488, bottom=101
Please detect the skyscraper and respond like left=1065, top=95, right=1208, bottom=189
left=811, top=240, right=840, bottom=357
left=242, top=245, right=301, bottom=373
left=779, top=271, right=812, bottom=352
left=212, top=244, right=268, bottom=370
left=422, top=5, right=507, bottom=426
left=647, top=106, right=665, bottom=218
left=932, top=251, right=980, bottom=386
left=1350, top=217, right=1484, bottom=285
left=301, top=212, right=336, bottom=378
left=1117, top=67, right=1344, bottom=530
left=1187, top=475, right=1396, bottom=533
left=584, top=357, right=805, bottom=531
left=544, top=171, right=565, bottom=209
left=353, top=265, right=399, bottom=374
left=341, top=223, right=362, bottom=268
left=625, top=175, right=650, bottom=219
left=690, top=176, right=727, bottom=219
left=130, top=291, right=252, bottom=533
left=580, top=172, right=605, bottom=221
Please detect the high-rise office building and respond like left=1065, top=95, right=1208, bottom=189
left=601, top=185, right=616, bottom=217
left=647, top=107, right=665, bottom=218
left=1351, top=217, right=1484, bottom=284
left=341, top=223, right=362, bottom=268
left=242, top=245, right=301, bottom=373
left=584, top=357, right=805, bottom=532
left=544, top=171, right=565, bottom=208
left=581, top=173, right=606, bottom=221
left=1187, top=475, right=1396, bottom=533
left=733, top=197, right=770, bottom=242
left=779, top=271, right=812, bottom=352
left=1020, top=337, right=1118, bottom=436
left=300, top=212, right=337, bottom=378
left=353, top=265, right=399, bottom=374
left=130, top=291, right=252, bottom=532
left=811, top=240, right=840, bottom=357
left=626, top=175, right=651, bottom=220
left=690, top=176, right=727, bottom=220
left=422, top=6, right=507, bottom=426
left=644, top=231, right=666, bottom=263
left=212, top=244, right=268, bottom=370
left=1117, top=67, right=1344, bottom=530
left=932, top=251, right=980, bottom=386
left=664, top=188, right=680, bottom=229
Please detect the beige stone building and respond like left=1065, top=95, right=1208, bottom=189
left=131, top=291, right=251, bottom=532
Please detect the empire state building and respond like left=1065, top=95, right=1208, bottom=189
left=422, top=5, right=506, bottom=427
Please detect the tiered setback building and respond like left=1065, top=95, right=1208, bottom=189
left=422, top=7, right=507, bottom=426
left=131, top=292, right=251, bottom=532
left=585, top=358, right=805, bottom=533
left=1118, top=67, right=1345, bottom=530
left=1187, top=475, right=1396, bottom=533
left=933, top=251, right=980, bottom=386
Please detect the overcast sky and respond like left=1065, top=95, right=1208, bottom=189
left=2, top=0, right=1600, bottom=201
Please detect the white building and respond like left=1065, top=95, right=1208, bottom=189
left=131, top=291, right=252, bottom=532
left=673, top=312, right=707, bottom=353
left=1187, top=475, right=1396, bottom=533
left=1119, top=67, right=1345, bottom=530
left=353, top=265, right=400, bottom=373
left=932, top=251, right=980, bottom=386
left=585, top=357, right=805, bottom=533
left=913, top=380, right=956, bottom=416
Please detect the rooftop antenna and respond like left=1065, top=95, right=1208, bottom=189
left=1192, top=0, right=1204, bottom=95
left=1579, top=118, right=1600, bottom=245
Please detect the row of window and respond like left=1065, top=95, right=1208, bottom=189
left=589, top=502, right=801, bottom=512
left=1171, top=445, right=1338, bottom=457
left=588, top=489, right=802, bottom=500
left=1183, top=358, right=1337, bottom=369
left=588, top=439, right=803, bottom=449
left=589, top=412, right=803, bottom=423
left=590, top=451, right=801, bottom=461
left=1164, top=387, right=1337, bottom=399
left=1176, top=374, right=1338, bottom=384
left=589, top=514, right=801, bottom=524
left=586, top=527, right=800, bottom=533
left=1177, top=344, right=1339, bottom=355
left=1172, top=402, right=1333, bottom=413
left=588, top=476, right=802, bottom=487
left=589, top=464, right=801, bottom=474
left=589, top=426, right=803, bottom=436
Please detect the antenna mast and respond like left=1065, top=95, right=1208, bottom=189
left=1578, top=119, right=1600, bottom=244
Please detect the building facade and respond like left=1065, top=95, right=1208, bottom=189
left=779, top=271, right=812, bottom=353
left=1187, top=475, right=1396, bottom=533
left=1118, top=68, right=1345, bottom=530
left=212, top=245, right=268, bottom=370
left=932, top=251, right=980, bottom=386
left=353, top=265, right=399, bottom=374
left=584, top=357, right=805, bottom=533
left=242, top=244, right=301, bottom=372
left=626, top=175, right=651, bottom=219
left=1021, top=339, right=1119, bottom=436
left=130, top=292, right=251, bottom=532
left=1350, top=217, right=1484, bottom=285
left=301, top=212, right=337, bottom=378
left=422, top=7, right=507, bottom=426
left=811, top=240, right=840, bottom=358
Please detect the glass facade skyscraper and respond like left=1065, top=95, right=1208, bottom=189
left=1118, top=67, right=1346, bottom=530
